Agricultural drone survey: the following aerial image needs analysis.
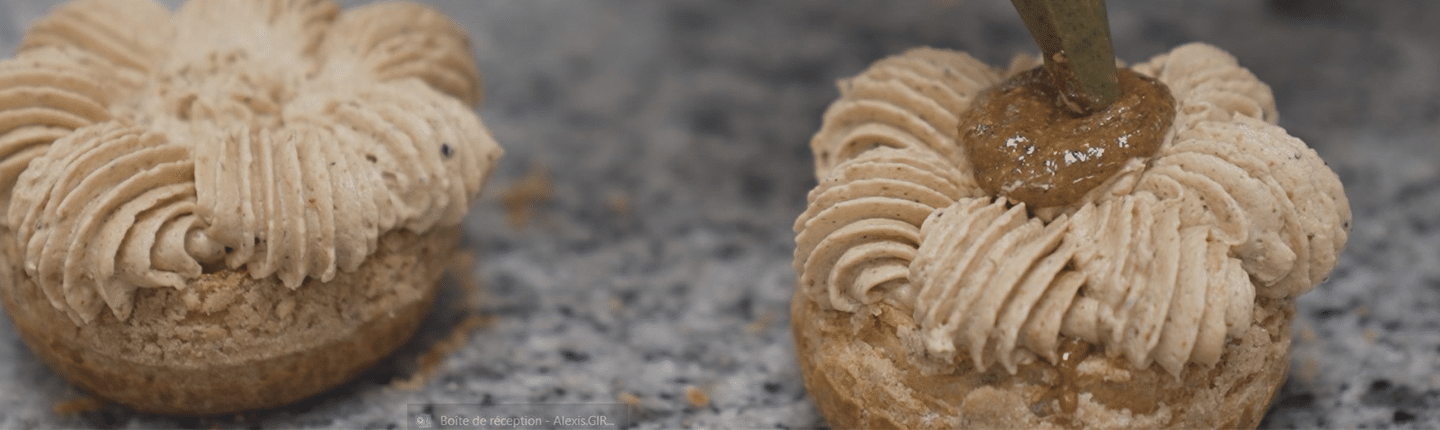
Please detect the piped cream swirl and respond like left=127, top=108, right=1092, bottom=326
left=0, top=0, right=502, bottom=325
left=794, top=43, right=1350, bottom=377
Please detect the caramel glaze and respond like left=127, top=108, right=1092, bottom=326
left=959, top=66, right=1176, bottom=209
left=1039, top=338, right=1092, bottom=419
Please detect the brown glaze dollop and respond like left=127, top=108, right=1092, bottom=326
left=960, top=67, right=1175, bottom=209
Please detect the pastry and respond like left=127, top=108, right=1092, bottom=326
left=0, top=0, right=502, bottom=414
left=792, top=43, right=1349, bottom=428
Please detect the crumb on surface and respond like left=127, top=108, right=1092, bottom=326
left=1300, top=358, right=1320, bottom=384
left=500, top=164, right=553, bottom=228
left=446, top=250, right=484, bottom=309
left=392, top=249, right=489, bottom=391
left=744, top=311, right=774, bottom=334
left=684, top=385, right=710, bottom=409
left=391, top=313, right=494, bottom=391
left=607, top=192, right=632, bottom=216
left=617, top=391, right=642, bottom=407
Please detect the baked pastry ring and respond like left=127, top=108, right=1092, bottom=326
left=0, top=0, right=501, bottom=414
left=792, top=43, right=1349, bottom=428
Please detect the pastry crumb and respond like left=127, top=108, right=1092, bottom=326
left=607, top=192, right=632, bottom=216
left=447, top=250, right=485, bottom=309
left=500, top=164, right=553, bottom=228
left=1300, top=358, right=1320, bottom=383
left=392, top=313, right=494, bottom=391
left=395, top=252, right=486, bottom=391
left=744, top=311, right=774, bottom=334
left=617, top=391, right=643, bottom=407
left=684, top=385, right=710, bottom=408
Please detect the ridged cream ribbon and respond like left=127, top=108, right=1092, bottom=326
left=0, top=0, right=502, bottom=324
left=794, top=43, right=1350, bottom=377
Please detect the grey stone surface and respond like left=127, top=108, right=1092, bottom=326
left=0, top=0, right=1437, bottom=428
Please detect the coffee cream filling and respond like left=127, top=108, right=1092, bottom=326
left=0, top=0, right=502, bottom=325
left=794, top=43, right=1350, bottom=377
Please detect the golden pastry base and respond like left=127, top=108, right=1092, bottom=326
left=791, top=290, right=1294, bottom=429
left=0, top=226, right=457, bottom=415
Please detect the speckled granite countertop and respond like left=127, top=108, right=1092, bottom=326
left=1, top=0, right=1437, bottom=428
